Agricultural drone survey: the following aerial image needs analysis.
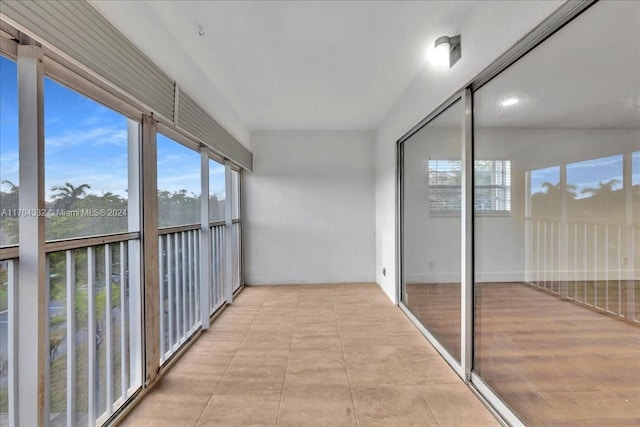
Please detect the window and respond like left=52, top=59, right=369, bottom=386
left=231, top=169, right=240, bottom=220
left=428, top=160, right=461, bottom=212
left=44, top=76, right=133, bottom=240
left=427, top=159, right=511, bottom=213
left=209, top=160, right=225, bottom=222
left=41, top=75, right=142, bottom=424
left=634, top=151, right=640, bottom=186
left=474, top=160, right=511, bottom=212
left=529, top=166, right=560, bottom=217
left=157, top=134, right=201, bottom=227
left=567, top=154, right=623, bottom=221
left=0, top=56, right=19, bottom=246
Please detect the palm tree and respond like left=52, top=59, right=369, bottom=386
left=577, top=178, right=623, bottom=220
left=51, top=182, right=91, bottom=209
left=538, top=181, right=578, bottom=199
left=580, top=178, right=619, bottom=198
left=531, top=181, right=576, bottom=217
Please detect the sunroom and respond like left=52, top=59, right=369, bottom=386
left=0, top=1, right=638, bottom=426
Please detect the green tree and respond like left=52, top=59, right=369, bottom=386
left=47, top=189, right=128, bottom=240
left=51, top=182, right=91, bottom=210
left=575, top=179, right=624, bottom=221
left=530, top=181, right=577, bottom=218
left=0, top=180, right=19, bottom=245
left=158, top=189, right=200, bottom=227
left=580, top=178, right=620, bottom=198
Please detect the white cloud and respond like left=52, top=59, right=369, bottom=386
left=567, top=155, right=622, bottom=170
left=46, top=126, right=127, bottom=149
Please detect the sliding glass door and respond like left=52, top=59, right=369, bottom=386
left=399, top=1, right=639, bottom=424
left=401, top=99, right=463, bottom=364
left=473, top=1, right=639, bottom=425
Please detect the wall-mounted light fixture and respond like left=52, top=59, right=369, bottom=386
left=500, top=96, right=520, bottom=107
left=430, top=35, right=461, bottom=69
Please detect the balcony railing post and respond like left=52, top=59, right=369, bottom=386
left=17, top=42, right=47, bottom=427
left=140, top=114, right=160, bottom=384
left=168, top=235, right=175, bottom=348
left=105, top=244, right=113, bottom=411
left=87, top=247, right=96, bottom=424
left=239, top=171, right=245, bottom=287
left=224, top=161, right=234, bottom=304
left=158, top=237, right=165, bottom=360
left=119, top=242, right=128, bottom=400
left=200, top=147, right=211, bottom=328
left=65, top=250, right=76, bottom=426
left=623, top=152, right=635, bottom=322
left=126, top=119, right=143, bottom=387
left=7, top=260, right=17, bottom=427
left=181, top=232, right=187, bottom=338
left=559, top=165, right=569, bottom=298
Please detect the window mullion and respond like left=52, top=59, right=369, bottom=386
left=17, top=43, right=47, bottom=427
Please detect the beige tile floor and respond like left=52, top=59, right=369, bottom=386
left=120, top=283, right=498, bottom=427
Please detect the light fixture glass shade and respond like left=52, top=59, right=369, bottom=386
left=500, top=97, right=520, bottom=107
left=431, top=38, right=450, bottom=69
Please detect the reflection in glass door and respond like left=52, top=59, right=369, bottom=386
left=473, top=2, right=640, bottom=425
left=401, top=99, right=463, bottom=363
left=398, top=1, right=639, bottom=424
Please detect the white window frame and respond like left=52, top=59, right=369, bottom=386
left=427, top=159, right=511, bottom=216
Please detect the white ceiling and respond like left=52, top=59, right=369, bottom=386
left=89, top=1, right=516, bottom=133
left=91, top=1, right=638, bottom=135
left=96, top=0, right=480, bottom=131
left=428, top=1, right=640, bottom=130
left=474, top=0, right=640, bottom=130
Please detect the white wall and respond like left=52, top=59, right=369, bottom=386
left=374, top=1, right=564, bottom=302
left=401, top=125, right=527, bottom=285
left=245, top=130, right=375, bottom=285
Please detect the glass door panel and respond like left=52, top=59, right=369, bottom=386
left=401, top=99, right=463, bottom=363
left=473, top=1, right=640, bottom=425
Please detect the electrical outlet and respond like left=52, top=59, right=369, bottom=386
left=382, top=267, right=386, bottom=276
left=622, top=256, right=629, bottom=266
left=428, top=260, right=434, bottom=269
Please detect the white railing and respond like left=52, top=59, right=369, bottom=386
left=158, top=220, right=242, bottom=362
left=210, top=222, right=226, bottom=314
left=526, top=217, right=639, bottom=322
left=158, top=226, right=201, bottom=364
left=0, top=255, right=17, bottom=427
left=2, top=219, right=241, bottom=426
left=526, top=218, right=563, bottom=294
left=45, top=234, right=142, bottom=427
left=232, top=220, right=241, bottom=292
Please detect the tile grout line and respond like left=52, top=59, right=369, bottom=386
left=274, top=289, right=300, bottom=427
left=386, top=316, right=443, bottom=426
left=392, top=341, right=442, bottom=425
left=193, top=292, right=264, bottom=426
left=334, top=291, right=362, bottom=427
left=376, top=294, right=442, bottom=426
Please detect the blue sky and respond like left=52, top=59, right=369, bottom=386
left=531, top=154, right=640, bottom=198
left=1, top=55, right=638, bottom=203
left=530, top=166, right=560, bottom=194
left=1, top=56, right=225, bottom=202
left=157, top=133, right=225, bottom=199
left=0, top=57, right=18, bottom=193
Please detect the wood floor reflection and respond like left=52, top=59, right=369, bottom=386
left=405, top=282, right=640, bottom=426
